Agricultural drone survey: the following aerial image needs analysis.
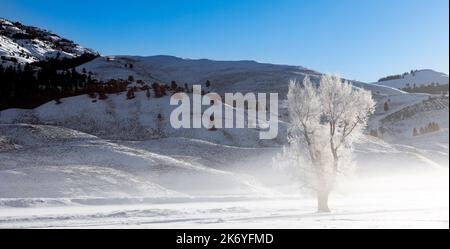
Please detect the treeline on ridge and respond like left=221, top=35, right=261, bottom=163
left=0, top=53, right=113, bottom=110
left=0, top=53, right=204, bottom=110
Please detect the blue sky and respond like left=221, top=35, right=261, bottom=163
left=2, top=0, right=448, bottom=82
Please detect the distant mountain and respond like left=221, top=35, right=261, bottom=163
left=0, top=18, right=95, bottom=66
left=77, top=55, right=404, bottom=96
left=374, top=69, right=449, bottom=93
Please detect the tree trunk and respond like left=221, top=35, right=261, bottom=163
left=317, top=189, right=331, bottom=212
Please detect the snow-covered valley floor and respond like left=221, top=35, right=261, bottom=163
left=1, top=181, right=448, bottom=229
left=0, top=123, right=448, bottom=229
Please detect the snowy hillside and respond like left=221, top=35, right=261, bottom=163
left=374, top=69, right=449, bottom=89
left=0, top=18, right=94, bottom=66
left=0, top=122, right=446, bottom=201
left=77, top=55, right=404, bottom=96
left=0, top=124, right=273, bottom=201
left=0, top=93, right=287, bottom=147
left=365, top=92, right=449, bottom=165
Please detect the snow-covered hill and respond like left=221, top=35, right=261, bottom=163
left=0, top=92, right=287, bottom=146
left=374, top=69, right=449, bottom=89
left=0, top=124, right=273, bottom=201
left=77, top=55, right=405, bottom=96
left=0, top=18, right=94, bottom=66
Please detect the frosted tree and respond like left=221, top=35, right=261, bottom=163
left=284, top=77, right=331, bottom=211
left=281, top=75, right=375, bottom=212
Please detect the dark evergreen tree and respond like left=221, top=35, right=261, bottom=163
left=171, top=80, right=178, bottom=90
left=384, top=101, right=389, bottom=112
left=126, top=88, right=135, bottom=99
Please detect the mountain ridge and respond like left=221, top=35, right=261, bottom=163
left=0, top=18, right=95, bottom=66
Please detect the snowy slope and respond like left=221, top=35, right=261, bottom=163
left=77, top=55, right=405, bottom=96
left=0, top=124, right=274, bottom=202
left=0, top=122, right=446, bottom=204
left=374, top=69, right=449, bottom=89
left=0, top=92, right=287, bottom=146
left=0, top=18, right=94, bottom=66
left=366, top=92, right=449, bottom=157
